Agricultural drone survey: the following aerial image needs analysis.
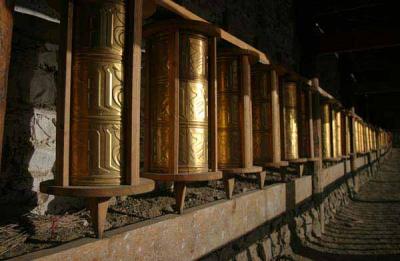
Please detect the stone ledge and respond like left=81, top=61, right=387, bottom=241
left=14, top=150, right=390, bottom=261
left=16, top=184, right=290, bottom=261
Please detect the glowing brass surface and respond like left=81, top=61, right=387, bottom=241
left=251, top=68, right=273, bottom=164
left=147, top=31, right=209, bottom=173
left=70, top=0, right=125, bottom=186
left=217, top=55, right=242, bottom=168
left=335, top=111, right=342, bottom=157
left=283, top=82, right=298, bottom=160
left=321, top=103, right=331, bottom=158
left=345, top=115, right=351, bottom=155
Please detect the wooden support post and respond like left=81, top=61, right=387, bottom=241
left=271, top=70, right=282, bottom=163
left=311, top=78, right=324, bottom=233
left=174, top=182, right=187, bottom=214
left=56, top=0, right=73, bottom=186
left=126, top=0, right=143, bottom=186
left=241, top=55, right=253, bottom=168
left=87, top=197, right=110, bottom=239
left=0, top=0, right=14, bottom=171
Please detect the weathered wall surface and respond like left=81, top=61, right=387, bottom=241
left=0, top=33, right=58, bottom=214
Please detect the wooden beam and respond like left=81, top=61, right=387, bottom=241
left=154, top=0, right=270, bottom=64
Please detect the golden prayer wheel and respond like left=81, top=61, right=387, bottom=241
left=298, top=87, right=310, bottom=158
left=321, top=102, right=331, bottom=159
left=40, top=0, right=156, bottom=239
left=70, top=0, right=127, bottom=186
left=334, top=110, right=342, bottom=157
left=217, top=49, right=261, bottom=170
left=331, top=109, right=337, bottom=157
left=251, top=65, right=273, bottom=165
left=345, top=114, right=351, bottom=155
left=282, top=81, right=299, bottom=160
left=142, top=20, right=221, bottom=179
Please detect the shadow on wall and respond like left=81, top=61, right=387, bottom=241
left=0, top=13, right=82, bottom=224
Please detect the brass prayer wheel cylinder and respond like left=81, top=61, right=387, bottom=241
left=335, top=110, right=342, bottom=157
left=331, top=109, right=337, bottom=157
left=321, top=103, right=331, bottom=158
left=345, top=115, right=351, bottom=155
left=70, top=0, right=126, bottom=186
left=282, top=82, right=299, bottom=160
left=251, top=66, right=273, bottom=165
left=217, top=53, right=242, bottom=168
left=299, top=89, right=310, bottom=158
left=144, top=21, right=218, bottom=174
left=217, top=49, right=257, bottom=169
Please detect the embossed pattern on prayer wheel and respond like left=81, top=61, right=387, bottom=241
left=217, top=54, right=242, bottom=168
left=283, top=82, right=298, bottom=160
left=146, top=30, right=209, bottom=173
left=70, top=0, right=126, bottom=186
left=251, top=67, right=273, bottom=165
left=321, top=103, right=331, bottom=159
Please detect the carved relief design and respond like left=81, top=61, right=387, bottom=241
left=148, top=33, right=171, bottom=172
left=70, top=0, right=125, bottom=186
left=179, top=33, right=209, bottom=173
left=146, top=31, right=209, bottom=173
left=217, top=56, right=242, bottom=168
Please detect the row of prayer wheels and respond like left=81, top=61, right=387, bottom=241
left=38, top=0, right=391, bottom=238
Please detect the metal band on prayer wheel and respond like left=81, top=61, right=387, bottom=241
left=252, top=66, right=273, bottom=165
left=321, top=103, right=331, bottom=159
left=70, top=0, right=126, bottom=186
left=283, top=82, right=298, bottom=160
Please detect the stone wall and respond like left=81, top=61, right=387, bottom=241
left=0, top=32, right=58, bottom=214
left=201, top=159, right=381, bottom=261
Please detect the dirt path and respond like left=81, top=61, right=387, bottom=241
left=299, top=149, right=400, bottom=260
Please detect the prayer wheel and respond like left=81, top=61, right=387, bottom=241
left=282, top=82, right=299, bottom=160
left=298, top=87, right=310, bottom=158
left=142, top=20, right=222, bottom=211
left=331, top=109, right=337, bottom=158
left=217, top=49, right=263, bottom=195
left=321, top=102, right=331, bottom=159
left=252, top=65, right=273, bottom=165
left=40, top=0, right=155, bottom=238
left=70, top=0, right=127, bottom=186
left=334, top=110, right=342, bottom=157
left=344, top=114, right=351, bottom=155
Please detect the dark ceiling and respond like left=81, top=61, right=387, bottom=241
left=297, top=0, right=400, bottom=129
